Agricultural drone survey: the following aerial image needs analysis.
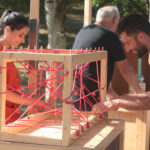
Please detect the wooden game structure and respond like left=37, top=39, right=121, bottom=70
left=0, top=49, right=125, bottom=150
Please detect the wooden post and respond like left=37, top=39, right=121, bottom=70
left=30, top=0, right=40, bottom=19
left=136, top=111, right=150, bottom=150
left=119, top=130, right=125, bottom=150
left=84, top=0, right=92, bottom=26
left=29, top=0, right=40, bottom=49
left=62, top=56, right=73, bottom=146
left=28, top=0, right=40, bottom=112
left=100, top=53, right=107, bottom=101
left=0, top=53, right=6, bottom=133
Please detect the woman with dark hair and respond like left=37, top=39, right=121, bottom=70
left=0, top=9, right=30, bottom=124
left=0, top=9, right=29, bottom=49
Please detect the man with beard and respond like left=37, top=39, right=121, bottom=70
left=92, top=13, right=150, bottom=114
left=118, top=14, right=148, bottom=58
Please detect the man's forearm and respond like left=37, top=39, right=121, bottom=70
left=92, top=92, right=150, bottom=114
left=116, top=93, right=150, bottom=110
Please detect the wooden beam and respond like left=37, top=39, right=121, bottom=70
left=29, top=0, right=40, bottom=104
left=0, top=133, right=62, bottom=146
left=0, top=54, right=6, bottom=133
left=72, top=51, right=107, bottom=65
left=84, top=0, right=92, bottom=26
left=30, top=0, right=40, bottom=19
left=62, top=56, right=73, bottom=146
left=0, top=51, right=107, bottom=65
left=4, top=111, right=54, bottom=133
left=100, top=52, right=107, bottom=102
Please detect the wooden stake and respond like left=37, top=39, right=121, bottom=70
left=20, top=46, right=23, bottom=50
left=70, top=49, right=72, bottom=54
left=76, top=48, right=78, bottom=54
left=40, top=46, right=43, bottom=50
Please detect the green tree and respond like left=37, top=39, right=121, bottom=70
left=45, top=0, right=80, bottom=48
left=92, top=0, right=148, bottom=18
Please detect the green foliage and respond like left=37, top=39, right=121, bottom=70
left=0, top=0, right=30, bottom=15
left=92, top=0, right=148, bottom=18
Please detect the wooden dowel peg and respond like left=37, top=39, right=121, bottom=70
left=70, top=49, right=72, bottom=54
left=76, top=48, right=78, bottom=54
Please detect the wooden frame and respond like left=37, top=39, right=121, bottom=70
left=0, top=50, right=108, bottom=147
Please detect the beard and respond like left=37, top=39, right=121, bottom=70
left=137, top=48, right=148, bottom=58
left=134, top=38, right=148, bottom=58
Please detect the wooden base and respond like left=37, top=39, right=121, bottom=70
left=109, top=109, right=150, bottom=150
left=0, top=118, right=124, bottom=150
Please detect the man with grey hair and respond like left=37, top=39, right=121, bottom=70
left=72, top=6, right=142, bottom=111
left=96, top=5, right=119, bottom=19
left=96, top=6, right=119, bottom=32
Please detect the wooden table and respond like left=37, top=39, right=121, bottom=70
left=0, top=118, right=124, bottom=150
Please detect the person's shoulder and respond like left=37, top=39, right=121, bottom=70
left=107, top=31, right=120, bottom=42
left=83, top=24, right=108, bottom=31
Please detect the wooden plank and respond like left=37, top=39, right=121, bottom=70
left=30, top=0, right=40, bottom=19
left=0, top=133, right=62, bottom=146
left=0, top=51, right=107, bottom=64
left=4, top=111, right=55, bottom=133
left=0, top=141, right=65, bottom=150
left=84, top=0, right=92, bottom=26
left=62, top=56, right=73, bottom=146
left=72, top=51, right=107, bottom=65
left=0, top=52, right=66, bottom=62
